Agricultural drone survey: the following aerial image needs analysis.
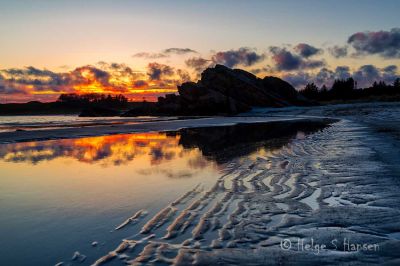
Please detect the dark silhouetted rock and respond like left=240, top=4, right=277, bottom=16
left=178, top=82, right=250, bottom=115
left=174, top=65, right=310, bottom=115
left=196, top=64, right=309, bottom=107
left=123, top=65, right=311, bottom=116
left=262, top=76, right=302, bottom=103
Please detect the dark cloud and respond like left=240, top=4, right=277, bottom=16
left=328, top=45, right=348, bottom=58
left=302, top=59, right=326, bottom=69
left=269, top=47, right=302, bottom=71
left=186, top=48, right=267, bottom=73
left=163, top=48, right=198, bottom=55
left=185, top=57, right=212, bottom=72
left=269, top=46, right=325, bottom=71
left=133, top=80, right=148, bottom=88
left=281, top=72, right=312, bottom=88
left=74, top=66, right=110, bottom=82
left=97, top=62, right=145, bottom=81
left=3, top=66, right=52, bottom=77
left=353, top=65, right=380, bottom=82
left=347, top=28, right=400, bottom=58
left=133, top=48, right=197, bottom=59
left=283, top=67, right=339, bottom=88
left=211, top=47, right=265, bottom=68
left=0, top=62, right=183, bottom=102
left=147, top=62, right=175, bottom=81
left=69, top=65, right=119, bottom=91
left=1, top=67, right=71, bottom=92
left=3, top=67, right=63, bottom=86
left=334, top=66, right=351, bottom=80
left=382, top=65, right=398, bottom=83
left=0, top=63, right=149, bottom=97
left=294, top=43, right=322, bottom=58
left=176, top=69, right=191, bottom=83
left=352, top=64, right=398, bottom=87
left=383, top=65, right=398, bottom=74
left=249, top=66, right=274, bottom=75
left=283, top=64, right=399, bottom=89
left=133, top=52, right=168, bottom=59
left=314, top=68, right=340, bottom=87
left=0, top=74, right=27, bottom=95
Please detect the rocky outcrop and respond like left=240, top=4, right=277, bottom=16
left=188, top=64, right=308, bottom=107
left=177, top=81, right=250, bottom=115
left=123, top=65, right=311, bottom=116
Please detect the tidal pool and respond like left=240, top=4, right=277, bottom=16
left=0, top=120, right=338, bottom=265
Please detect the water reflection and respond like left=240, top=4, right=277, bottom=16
left=0, top=120, right=331, bottom=265
left=0, top=120, right=330, bottom=166
left=174, top=120, right=330, bottom=163
left=0, top=133, right=183, bottom=166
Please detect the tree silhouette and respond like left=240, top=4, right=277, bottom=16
left=300, top=83, right=319, bottom=100
left=394, top=78, right=400, bottom=89
left=300, top=76, right=400, bottom=102
left=57, top=93, right=128, bottom=108
left=330, top=78, right=356, bottom=99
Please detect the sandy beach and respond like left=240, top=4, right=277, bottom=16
left=1, top=102, right=400, bottom=265
left=87, top=102, right=400, bottom=265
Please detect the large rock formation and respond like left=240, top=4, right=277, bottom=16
left=123, top=65, right=310, bottom=116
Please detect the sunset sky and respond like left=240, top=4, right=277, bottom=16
left=0, top=0, right=399, bottom=102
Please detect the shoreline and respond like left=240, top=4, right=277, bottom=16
left=0, top=116, right=337, bottom=143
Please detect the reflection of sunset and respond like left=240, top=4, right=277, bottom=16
left=0, top=131, right=220, bottom=219
left=0, top=132, right=208, bottom=168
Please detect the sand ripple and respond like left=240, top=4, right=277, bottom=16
left=93, top=119, right=400, bottom=265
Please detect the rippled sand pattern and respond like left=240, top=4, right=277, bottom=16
left=94, top=120, right=400, bottom=265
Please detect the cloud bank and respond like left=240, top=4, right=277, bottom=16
left=269, top=46, right=325, bottom=71
left=1, top=27, right=400, bottom=102
left=282, top=64, right=399, bottom=89
left=328, top=45, right=348, bottom=58
left=210, top=47, right=265, bottom=68
left=0, top=62, right=191, bottom=102
left=294, top=43, right=322, bottom=58
left=348, top=28, right=400, bottom=58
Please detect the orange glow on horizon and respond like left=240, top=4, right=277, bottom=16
left=0, top=63, right=182, bottom=103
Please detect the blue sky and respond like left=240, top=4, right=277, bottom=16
left=1, top=0, right=398, bottom=67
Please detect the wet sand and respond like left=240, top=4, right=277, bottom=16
left=91, top=118, right=400, bottom=265
left=2, top=102, right=400, bottom=265
left=88, top=102, right=400, bottom=265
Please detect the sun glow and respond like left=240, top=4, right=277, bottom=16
left=0, top=63, right=183, bottom=102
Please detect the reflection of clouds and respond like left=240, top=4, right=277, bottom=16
left=136, top=167, right=195, bottom=179
left=0, top=133, right=185, bottom=166
left=187, top=155, right=210, bottom=169
left=149, top=147, right=177, bottom=165
left=164, top=170, right=193, bottom=179
left=0, top=121, right=329, bottom=169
